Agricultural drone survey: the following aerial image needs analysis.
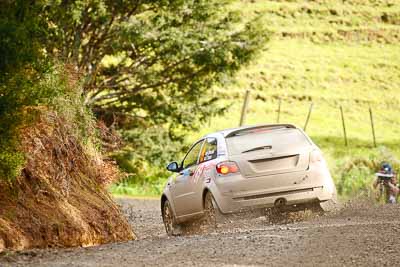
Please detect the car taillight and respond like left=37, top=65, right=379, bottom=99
left=310, top=149, right=323, bottom=163
left=216, top=161, right=240, bottom=175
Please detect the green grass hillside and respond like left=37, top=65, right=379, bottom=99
left=111, top=0, right=400, bottom=198
left=205, top=0, right=400, bottom=137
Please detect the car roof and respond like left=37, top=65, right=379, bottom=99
left=203, top=124, right=298, bottom=138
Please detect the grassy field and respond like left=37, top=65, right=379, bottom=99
left=110, top=0, right=400, bottom=198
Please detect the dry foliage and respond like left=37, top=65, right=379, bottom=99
left=0, top=110, right=134, bottom=251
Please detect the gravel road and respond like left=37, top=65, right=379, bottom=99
left=1, top=197, right=400, bottom=266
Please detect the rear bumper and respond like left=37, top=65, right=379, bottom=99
left=211, top=164, right=335, bottom=214
left=215, top=186, right=332, bottom=214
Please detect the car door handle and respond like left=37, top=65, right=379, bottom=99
left=179, top=170, right=195, bottom=176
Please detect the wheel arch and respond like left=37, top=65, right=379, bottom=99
left=161, top=189, right=179, bottom=219
left=161, top=194, right=168, bottom=213
left=202, top=188, right=211, bottom=209
left=202, top=186, right=223, bottom=213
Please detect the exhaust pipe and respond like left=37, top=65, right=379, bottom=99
left=274, top=198, right=286, bottom=208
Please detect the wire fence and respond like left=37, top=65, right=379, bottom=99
left=238, top=90, right=397, bottom=148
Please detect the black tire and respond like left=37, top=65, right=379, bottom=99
left=162, top=200, right=176, bottom=236
left=202, top=191, right=221, bottom=230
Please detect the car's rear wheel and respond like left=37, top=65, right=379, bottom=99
left=202, top=191, right=218, bottom=229
left=162, top=200, right=176, bottom=236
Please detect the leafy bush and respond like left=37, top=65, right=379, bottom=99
left=0, top=150, right=25, bottom=182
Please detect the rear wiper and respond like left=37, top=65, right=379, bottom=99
left=242, top=145, right=272, bottom=154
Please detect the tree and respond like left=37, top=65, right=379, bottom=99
left=2, top=0, right=269, bottom=177
left=42, top=0, right=269, bottom=174
left=44, top=0, right=267, bottom=125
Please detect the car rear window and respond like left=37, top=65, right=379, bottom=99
left=225, top=128, right=311, bottom=156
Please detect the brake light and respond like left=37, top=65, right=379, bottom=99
left=310, top=149, right=323, bottom=163
left=216, top=161, right=240, bottom=175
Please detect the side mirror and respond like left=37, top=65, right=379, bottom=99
left=167, top=162, right=180, bottom=173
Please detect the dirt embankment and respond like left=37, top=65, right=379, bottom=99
left=0, top=111, right=135, bottom=251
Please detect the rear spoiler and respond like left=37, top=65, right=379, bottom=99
left=225, top=124, right=296, bottom=138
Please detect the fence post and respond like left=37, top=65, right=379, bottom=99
left=340, top=106, right=348, bottom=147
left=369, top=107, right=377, bottom=147
left=303, top=102, right=314, bottom=132
left=239, top=90, right=250, bottom=126
left=276, top=99, right=282, bottom=123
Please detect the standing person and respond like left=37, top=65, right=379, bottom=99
left=373, top=162, right=398, bottom=203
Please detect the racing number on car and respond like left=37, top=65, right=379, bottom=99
left=192, top=162, right=215, bottom=184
